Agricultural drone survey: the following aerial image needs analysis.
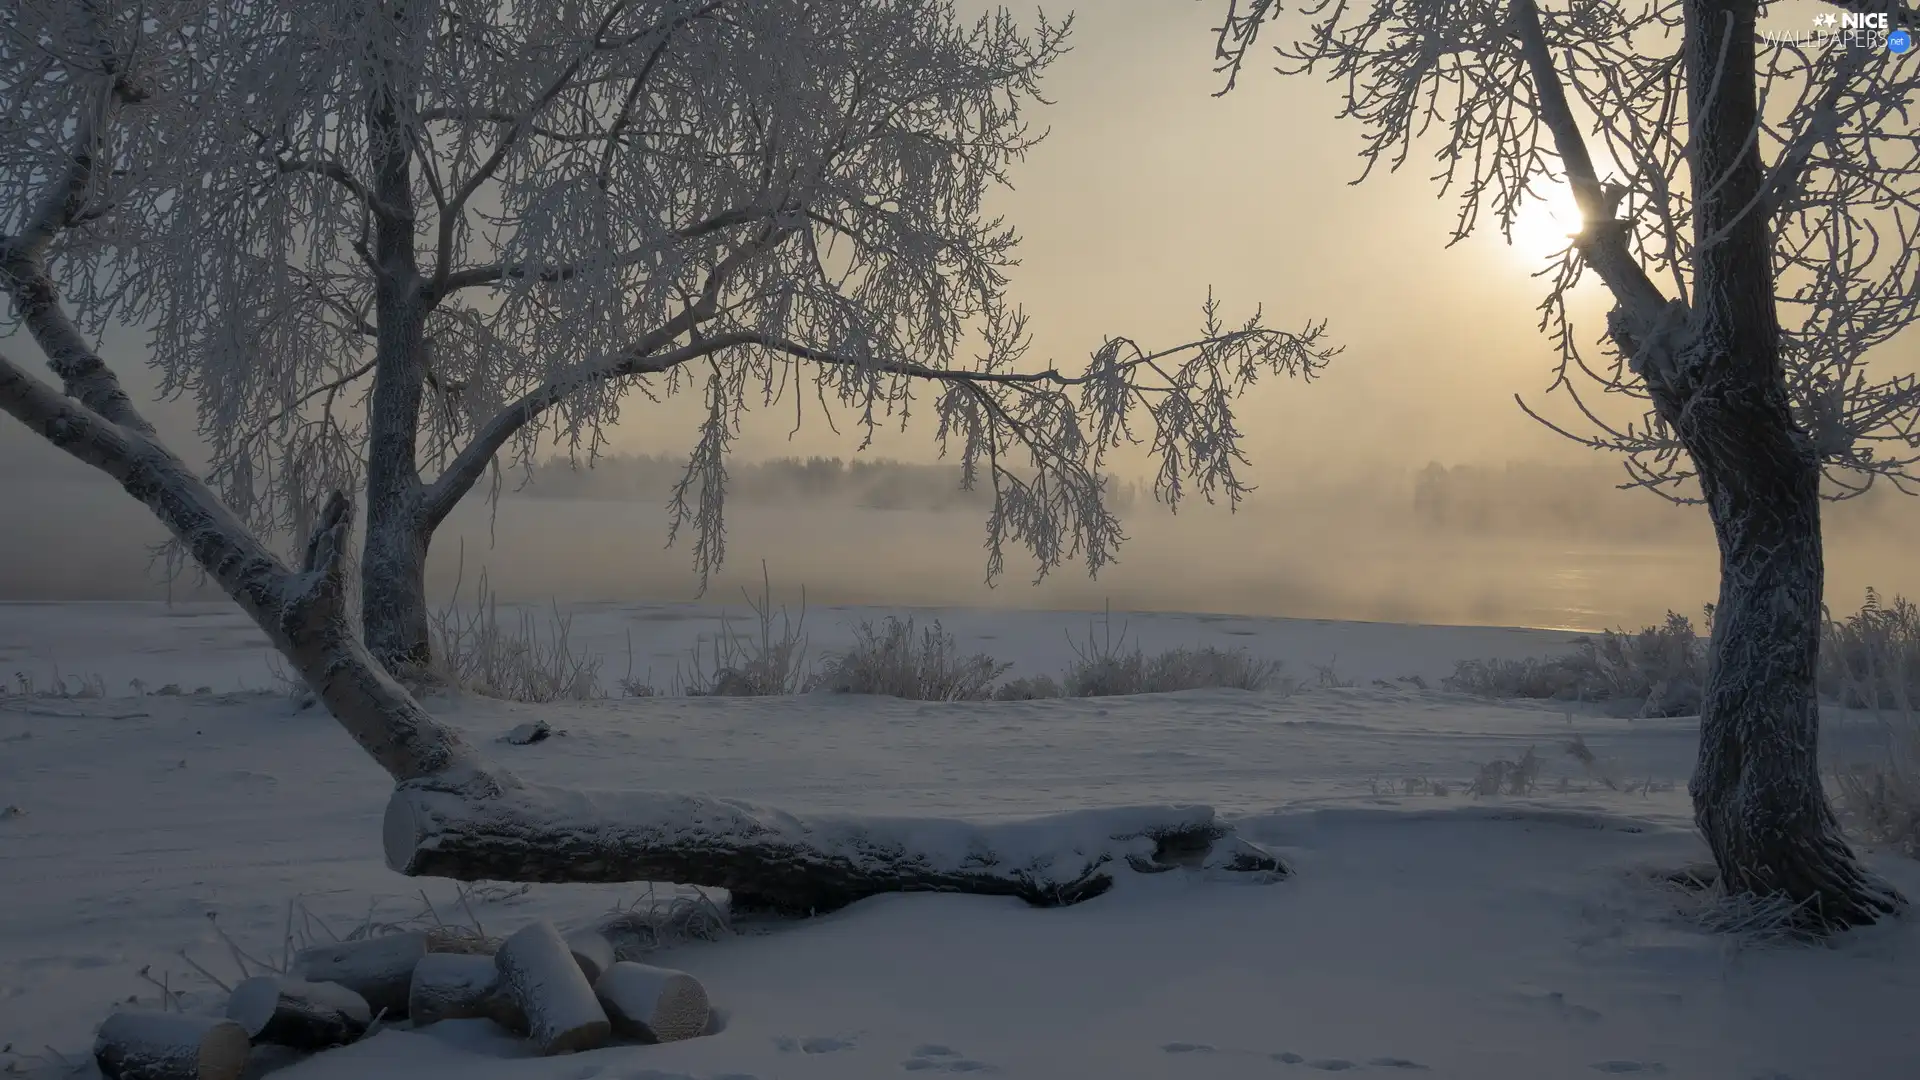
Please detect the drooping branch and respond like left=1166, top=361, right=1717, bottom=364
left=0, top=80, right=154, bottom=433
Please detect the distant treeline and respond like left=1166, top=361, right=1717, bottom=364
left=506, top=452, right=1918, bottom=541
left=1409, top=460, right=1916, bottom=540
left=508, top=453, right=1147, bottom=513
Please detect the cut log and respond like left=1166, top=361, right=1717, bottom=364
left=289, top=933, right=425, bottom=1019
left=288, top=927, right=495, bottom=1019
left=494, top=921, right=611, bottom=1055
left=225, top=976, right=370, bottom=1049
left=563, top=928, right=617, bottom=983
left=408, top=951, right=525, bottom=1031
left=593, top=962, right=710, bottom=1043
left=386, top=783, right=1286, bottom=914
left=93, top=1010, right=250, bottom=1080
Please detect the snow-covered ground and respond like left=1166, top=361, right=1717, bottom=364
left=2, top=602, right=1916, bottom=1080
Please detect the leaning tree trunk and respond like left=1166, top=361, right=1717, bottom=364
left=0, top=342, right=1282, bottom=915
left=0, top=42, right=1286, bottom=918
left=1670, top=0, right=1902, bottom=929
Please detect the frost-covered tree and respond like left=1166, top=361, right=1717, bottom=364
left=0, top=1, right=1307, bottom=897
left=1210, top=0, right=1919, bottom=927
left=3, top=0, right=1333, bottom=673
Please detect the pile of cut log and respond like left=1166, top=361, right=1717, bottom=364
left=92, top=918, right=713, bottom=1080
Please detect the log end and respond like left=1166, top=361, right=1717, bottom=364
left=94, top=1010, right=251, bottom=1080
left=382, top=789, right=428, bottom=875
left=594, top=962, right=710, bottom=1044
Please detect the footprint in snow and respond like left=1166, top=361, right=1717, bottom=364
left=1591, top=1063, right=1667, bottom=1074
left=1367, top=1059, right=1431, bottom=1070
left=1307, top=1061, right=1359, bottom=1072
left=1161, top=1042, right=1216, bottom=1054
left=902, top=1045, right=998, bottom=1073
left=772, top=1035, right=856, bottom=1054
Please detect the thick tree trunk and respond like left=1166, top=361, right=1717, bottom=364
left=359, top=20, right=436, bottom=677
left=1671, top=0, right=1903, bottom=929
left=1680, top=381, right=1902, bottom=929
left=360, top=507, right=432, bottom=676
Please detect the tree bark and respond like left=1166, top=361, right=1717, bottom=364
left=358, top=6, right=436, bottom=676
left=1670, top=0, right=1901, bottom=929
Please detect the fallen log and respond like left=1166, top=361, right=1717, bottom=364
left=594, top=962, right=709, bottom=1043
left=408, top=952, right=524, bottom=1030
left=494, top=922, right=611, bottom=1055
left=385, top=782, right=1284, bottom=914
left=93, top=1010, right=250, bottom=1080
left=224, top=976, right=370, bottom=1050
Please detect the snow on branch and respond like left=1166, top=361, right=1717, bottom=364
left=1208, top=0, right=1920, bottom=500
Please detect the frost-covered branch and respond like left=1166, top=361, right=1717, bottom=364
left=1211, top=0, right=1920, bottom=500
left=0, top=61, right=152, bottom=432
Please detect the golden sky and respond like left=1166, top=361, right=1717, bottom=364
left=677, top=0, right=1613, bottom=477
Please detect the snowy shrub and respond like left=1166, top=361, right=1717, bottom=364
left=428, top=566, right=603, bottom=703
left=1819, top=588, right=1920, bottom=710
left=1823, top=593, right=1920, bottom=857
left=1832, top=752, right=1920, bottom=859
left=1056, top=607, right=1291, bottom=697
left=817, top=617, right=1010, bottom=701
left=993, top=673, right=1064, bottom=700
left=1465, top=746, right=1541, bottom=796
left=679, top=564, right=815, bottom=696
left=2, top=669, right=107, bottom=698
left=1065, top=645, right=1290, bottom=697
left=1445, top=611, right=1707, bottom=717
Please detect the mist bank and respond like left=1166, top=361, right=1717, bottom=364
left=7, top=455, right=1919, bottom=632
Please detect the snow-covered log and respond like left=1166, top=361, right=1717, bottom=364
left=593, top=962, right=710, bottom=1043
left=408, top=952, right=524, bottom=1030
left=93, top=1011, right=250, bottom=1080
left=285, top=927, right=495, bottom=1020
left=494, top=922, right=611, bottom=1055
left=224, top=976, right=370, bottom=1049
left=563, top=928, right=617, bottom=983
left=386, top=784, right=1279, bottom=914
left=289, top=933, right=427, bottom=1019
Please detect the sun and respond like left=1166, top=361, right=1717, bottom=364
left=1501, top=186, right=1584, bottom=265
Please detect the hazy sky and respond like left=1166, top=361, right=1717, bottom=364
left=5, top=0, right=1916, bottom=627
left=2, top=0, right=1607, bottom=477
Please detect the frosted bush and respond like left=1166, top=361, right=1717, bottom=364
left=818, top=617, right=1010, bottom=701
